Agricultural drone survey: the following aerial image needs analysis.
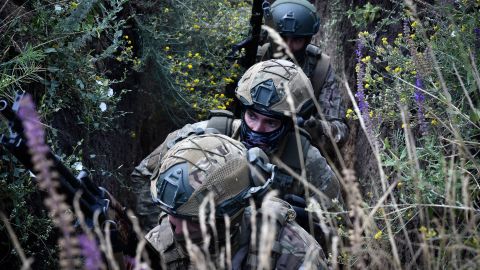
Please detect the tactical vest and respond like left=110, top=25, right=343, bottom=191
left=206, top=110, right=311, bottom=176
left=257, top=42, right=331, bottom=100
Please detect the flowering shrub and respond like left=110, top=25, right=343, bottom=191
left=346, top=1, right=480, bottom=268
left=136, top=0, right=249, bottom=120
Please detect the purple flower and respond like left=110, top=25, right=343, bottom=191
left=354, top=39, right=373, bottom=137
left=78, top=234, right=103, bottom=270
left=414, top=75, right=428, bottom=134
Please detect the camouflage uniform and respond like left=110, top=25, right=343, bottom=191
left=145, top=197, right=329, bottom=269
left=258, top=0, right=349, bottom=150
left=132, top=60, right=342, bottom=231
left=258, top=42, right=349, bottom=150
left=131, top=118, right=341, bottom=231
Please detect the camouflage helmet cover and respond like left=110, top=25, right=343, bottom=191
left=235, top=59, right=314, bottom=117
left=151, top=134, right=251, bottom=219
left=265, top=0, right=320, bottom=37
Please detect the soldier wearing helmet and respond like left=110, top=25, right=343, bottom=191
left=131, top=60, right=343, bottom=233
left=259, top=0, right=349, bottom=152
left=144, top=133, right=328, bottom=269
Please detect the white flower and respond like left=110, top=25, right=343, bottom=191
left=99, top=102, right=107, bottom=112
left=107, top=88, right=114, bottom=97
left=73, top=162, right=83, bottom=171
left=451, top=31, right=456, bottom=37
left=96, top=80, right=103, bottom=86
left=54, top=4, right=63, bottom=12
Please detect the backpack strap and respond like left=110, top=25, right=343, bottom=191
left=275, top=129, right=311, bottom=175
left=305, top=44, right=332, bottom=98
left=206, top=109, right=235, bottom=136
left=257, top=42, right=271, bottom=62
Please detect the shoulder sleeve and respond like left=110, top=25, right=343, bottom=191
left=304, top=146, right=341, bottom=209
left=275, top=222, right=329, bottom=270
left=316, top=66, right=349, bottom=145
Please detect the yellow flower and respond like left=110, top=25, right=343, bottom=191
left=369, top=111, right=373, bottom=117
left=397, top=181, right=404, bottom=188
left=394, top=67, right=403, bottom=73
left=401, top=123, right=406, bottom=129
left=377, top=77, right=384, bottom=82
left=167, top=55, right=173, bottom=60
left=359, top=31, right=369, bottom=37
left=361, top=56, right=371, bottom=63
left=374, top=230, right=383, bottom=240
left=461, top=25, right=466, bottom=32
left=194, top=52, right=201, bottom=58
left=193, top=24, right=200, bottom=30
left=164, top=46, right=170, bottom=51
left=409, top=34, right=415, bottom=39
left=189, top=87, right=194, bottom=91
left=193, top=103, right=197, bottom=108
left=219, top=93, right=225, bottom=98
left=70, top=2, right=79, bottom=9
left=188, top=51, right=193, bottom=57
left=385, top=66, right=391, bottom=72
left=426, top=229, right=437, bottom=239
left=164, top=7, right=169, bottom=13
left=382, top=37, right=388, bottom=45
left=431, top=119, right=438, bottom=126
left=187, top=64, right=193, bottom=69
left=223, top=77, right=234, bottom=84
left=411, top=70, right=417, bottom=75
left=346, top=108, right=354, bottom=119
left=397, top=33, right=403, bottom=37
left=411, top=21, right=418, bottom=28
left=193, top=79, right=200, bottom=84
left=419, top=226, right=428, bottom=233
left=124, top=35, right=129, bottom=39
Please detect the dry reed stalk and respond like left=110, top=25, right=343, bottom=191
left=224, top=215, right=232, bottom=270
left=182, top=221, right=208, bottom=270
left=256, top=191, right=278, bottom=270
left=0, top=211, right=34, bottom=270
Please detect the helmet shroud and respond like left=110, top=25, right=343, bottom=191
left=151, top=134, right=251, bottom=220
left=235, top=59, right=314, bottom=118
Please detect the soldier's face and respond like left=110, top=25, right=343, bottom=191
left=282, top=36, right=308, bottom=52
left=244, top=109, right=282, bottom=133
left=168, top=215, right=203, bottom=240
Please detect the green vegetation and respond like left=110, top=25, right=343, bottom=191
left=0, top=0, right=479, bottom=269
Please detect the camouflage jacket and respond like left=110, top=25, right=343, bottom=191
left=145, top=197, right=329, bottom=269
left=257, top=42, right=349, bottom=150
left=131, top=120, right=342, bottom=231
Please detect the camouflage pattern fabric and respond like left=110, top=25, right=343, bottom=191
left=131, top=119, right=342, bottom=231
left=145, top=197, right=329, bottom=269
left=257, top=42, right=349, bottom=150
left=312, top=64, right=349, bottom=146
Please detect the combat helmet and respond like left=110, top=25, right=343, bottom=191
left=151, top=133, right=274, bottom=221
left=235, top=59, right=314, bottom=118
left=264, top=0, right=320, bottom=37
